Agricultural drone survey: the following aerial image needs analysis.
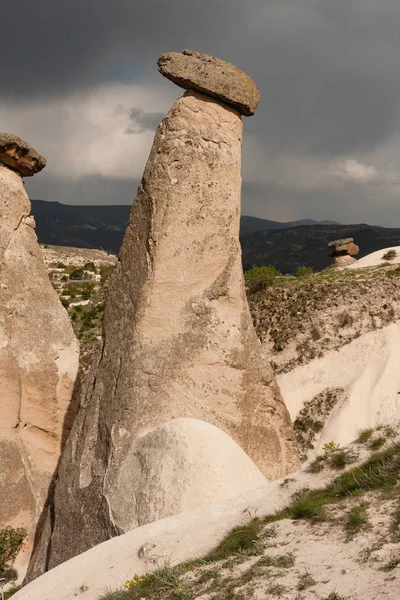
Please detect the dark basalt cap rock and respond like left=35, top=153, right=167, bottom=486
left=0, top=133, right=46, bottom=177
left=157, top=49, right=260, bottom=116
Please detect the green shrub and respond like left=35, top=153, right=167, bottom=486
left=81, top=284, right=95, bottom=300
left=309, top=455, right=326, bottom=473
left=69, top=268, right=85, bottom=280
left=358, top=429, right=373, bottom=443
left=204, top=519, right=262, bottom=561
left=328, top=449, right=358, bottom=470
left=244, top=265, right=281, bottom=294
left=289, top=444, right=400, bottom=520
left=84, top=262, right=96, bottom=272
left=383, top=249, right=397, bottom=261
left=101, top=565, right=186, bottom=600
left=370, top=436, right=386, bottom=451
left=295, top=266, right=314, bottom=278
left=381, top=556, right=400, bottom=571
left=297, top=572, right=316, bottom=590
left=345, top=504, right=369, bottom=533
left=0, top=527, right=26, bottom=581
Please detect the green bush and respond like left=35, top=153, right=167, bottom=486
left=204, top=519, right=262, bottom=561
left=69, top=267, right=85, bottom=280
left=84, top=262, right=96, bottom=272
left=295, top=266, right=314, bottom=278
left=345, top=504, right=369, bottom=533
left=0, top=527, right=26, bottom=581
left=81, top=284, right=95, bottom=300
left=244, top=265, right=281, bottom=294
left=383, top=249, right=397, bottom=261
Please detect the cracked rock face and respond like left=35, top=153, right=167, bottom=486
left=27, top=86, right=299, bottom=579
left=0, top=164, right=79, bottom=560
left=0, top=133, right=46, bottom=177
left=158, top=50, right=260, bottom=116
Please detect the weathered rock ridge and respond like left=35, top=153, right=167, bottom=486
left=27, top=60, right=298, bottom=579
left=0, top=162, right=79, bottom=550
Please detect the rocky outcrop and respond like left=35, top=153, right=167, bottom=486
left=0, top=141, right=79, bottom=568
left=328, top=237, right=359, bottom=267
left=0, top=133, right=46, bottom=177
left=27, top=52, right=298, bottom=579
left=158, top=49, right=260, bottom=116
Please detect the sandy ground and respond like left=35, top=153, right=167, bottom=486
left=347, top=246, right=400, bottom=269
left=13, top=431, right=400, bottom=600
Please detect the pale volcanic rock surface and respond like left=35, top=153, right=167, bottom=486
left=27, top=82, right=298, bottom=578
left=0, top=163, right=79, bottom=574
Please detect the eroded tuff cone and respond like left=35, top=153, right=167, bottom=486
left=0, top=163, right=79, bottom=575
left=0, top=132, right=46, bottom=176
left=158, top=49, right=260, bottom=116
left=26, top=87, right=298, bottom=579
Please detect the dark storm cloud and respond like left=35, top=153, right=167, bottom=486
left=26, top=175, right=139, bottom=206
left=4, top=0, right=400, bottom=223
left=2, top=0, right=398, bottom=156
left=125, top=108, right=164, bottom=134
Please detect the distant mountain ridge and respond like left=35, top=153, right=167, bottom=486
left=240, top=215, right=339, bottom=236
left=241, top=222, right=400, bottom=273
left=31, top=200, right=400, bottom=273
left=31, top=200, right=339, bottom=255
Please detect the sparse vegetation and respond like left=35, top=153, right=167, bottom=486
left=358, top=428, right=373, bottom=443
left=309, top=455, right=326, bottom=473
left=99, top=440, right=400, bottom=600
left=381, top=556, right=400, bottom=571
left=244, top=264, right=281, bottom=294
left=295, top=266, right=314, bottom=278
left=369, top=436, right=386, bottom=451
left=203, top=519, right=262, bottom=562
left=328, top=448, right=358, bottom=470
left=297, top=572, right=316, bottom=590
left=0, top=527, right=26, bottom=582
left=277, top=443, right=400, bottom=521
left=383, top=249, right=397, bottom=261
left=345, top=504, right=369, bottom=533
left=294, top=389, right=343, bottom=460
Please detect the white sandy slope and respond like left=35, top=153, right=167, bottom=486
left=13, top=459, right=344, bottom=600
left=12, top=482, right=282, bottom=600
left=346, top=246, right=400, bottom=269
left=278, top=321, right=400, bottom=457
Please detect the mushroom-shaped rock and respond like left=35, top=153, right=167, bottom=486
left=0, top=132, right=46, bottom=177
left=158, top=49, right=260, bottom=116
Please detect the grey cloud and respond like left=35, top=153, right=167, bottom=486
left=25, top=175, right=138, bottom=206
left=125, top=108, right=164, bottom=134
left=5, top=0, right=400, bottom=224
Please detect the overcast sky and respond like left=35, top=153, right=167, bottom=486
left=2, top=0, right=400, bottom=225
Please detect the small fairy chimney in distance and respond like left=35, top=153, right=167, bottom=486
left=328, top=237, right=359, bottom=267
